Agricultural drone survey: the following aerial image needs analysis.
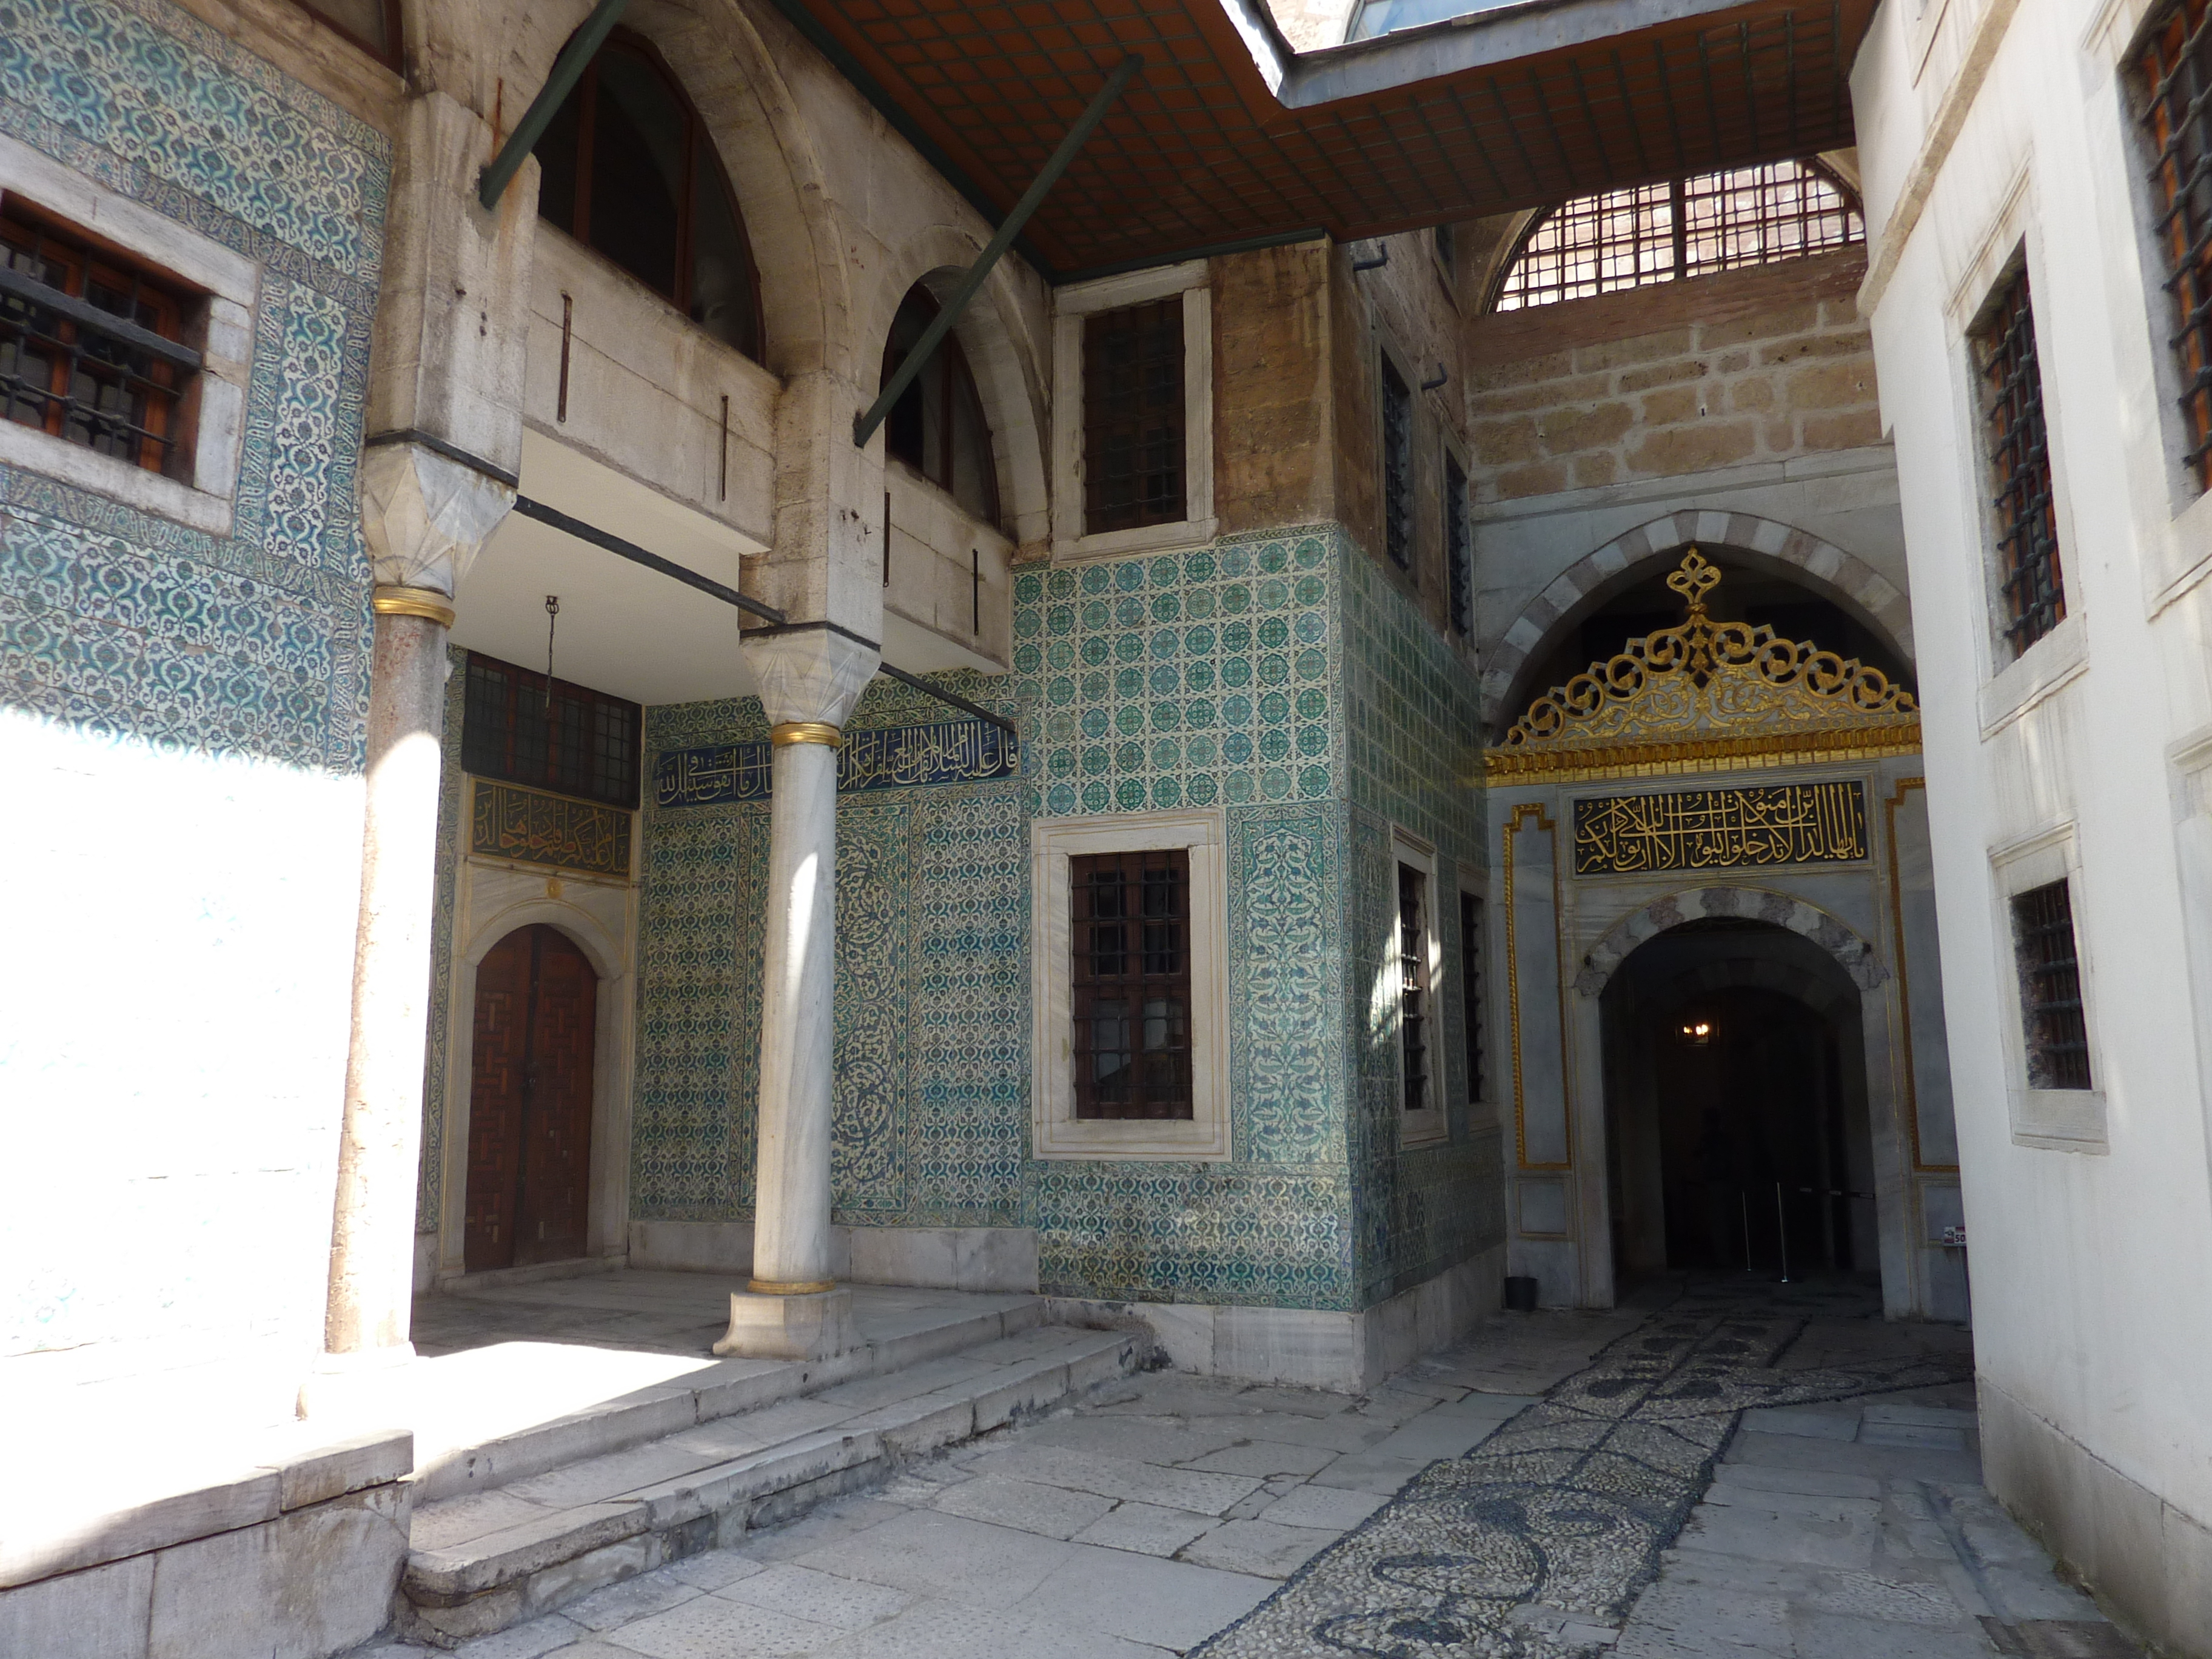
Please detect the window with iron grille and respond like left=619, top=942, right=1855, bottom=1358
left=1070, top=849, right=1193, bottom=1120
left=463, top=652, right=643, bottom=810
left=1433, top=221, right=1457, bottom=280
left=1, top=199, right=201, bottom=476
left=1382, top=355, right=1413, bottom=571
left=1459, top=890, right=1484, bottom=1102
left=880, top=281, right=1001, bottom=528
left=2136, top=0, right=2212, bottom=492
left=1083, top=298, right=1185, bottom=536
left=1399, top=863, right=1430, bottom=1113
left=2011, top=878, right=2092, bottom=1090
left=1445, top=452, right=1472, bottom=635
left=1491, top=161, right=1863, bottom=312
left=1971, top=265, right=2066, bottom=657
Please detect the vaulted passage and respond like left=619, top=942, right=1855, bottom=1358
left=1601, top=920, right=1877, bottom=1287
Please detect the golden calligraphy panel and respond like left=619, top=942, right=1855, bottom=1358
left=1572, top=782, right=1868, bottom=875
left=469, top=780, right=634, bottom=877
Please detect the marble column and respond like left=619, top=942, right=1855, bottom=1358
left=307, top=444, right=511, bottom=1403
left=716, top=628, right=878, bottom=1361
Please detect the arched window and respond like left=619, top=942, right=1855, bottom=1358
left=534, top=30, right=763, bottom=360
left=1491, top=161, right=1862, bottom=313
left=880, top=283, right=1000, bottom=526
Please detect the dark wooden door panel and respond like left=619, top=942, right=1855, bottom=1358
left=463, top=923, right=600, bottom=1273
left=516, top=927, right=597, bottom=1265
left=463, top=928, right=532, bottom=1272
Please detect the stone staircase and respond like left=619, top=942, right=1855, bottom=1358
left=397, top=1302, right=1147, bottom=1644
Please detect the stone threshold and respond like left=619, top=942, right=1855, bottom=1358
left=398, top=1322, right=1145, bottom=1644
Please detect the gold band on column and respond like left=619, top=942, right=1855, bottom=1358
left=769, top=722, right=843, bottom=748
left=372, top=585, right=456, bottom=628
left=746, top=1278, right=838, bottom=1295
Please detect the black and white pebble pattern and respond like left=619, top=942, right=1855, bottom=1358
left=1191, top=1280, right=1973, bottom=1658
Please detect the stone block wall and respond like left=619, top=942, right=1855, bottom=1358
left=0, top=0, right=387, bottom=1404
left=1464, top=249, right=1879, bottom=502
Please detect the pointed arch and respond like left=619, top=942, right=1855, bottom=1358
left=1481, top=510, right=1914, bottom=732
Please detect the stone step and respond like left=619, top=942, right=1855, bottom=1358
left=412, top=1294, right=1045, bottom=1505
left=398, top=1324, right=1146, bottom=1644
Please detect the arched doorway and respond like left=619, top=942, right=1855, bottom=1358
left=1600, top=919, right=1878, bottom=1287
left=464, top=924, right=600, bottom=1272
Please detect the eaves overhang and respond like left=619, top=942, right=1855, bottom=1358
left=766, top=0, right=1872, bottom=281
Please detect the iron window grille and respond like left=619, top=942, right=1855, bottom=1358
left=0, top=199, right=201, bottom=476
left=1070, top=849, right=1193, bottom=1120
left=1459, top=891, right=1484, bottom=1102
left=2011, top=878, right=2093, bottom=1091
left=534, top=30, right=764, bottom=361
left=1382, top=355, right=1413, bottom=571
left=1445, top=452, right=1473, bottom=635
left=1082, top=297, right=1185, bottom=536
left=463, top=652, right=643, bottom=810
left=2137, top=0, right=2212, bottom=491
left=1971, top=265, right=2066, bottom=657
left=1492, top=161, right=1863, bottom=312
left=1399, top=862, right=1430, bottom=1113
left=287, top=0, right=402, bottom=67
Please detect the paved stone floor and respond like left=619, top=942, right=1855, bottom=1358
left=363, top=1276, right=2137, bottom=1658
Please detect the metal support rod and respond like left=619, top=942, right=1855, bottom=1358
left=509, top=497, right=1017, bottom=737
left=480, top=0, right=631, bottom=210
left=1740, top=1190, right=1754, bottom=1274
left=876, top=662, right=1017, bottom=737
left=1775, top=1181, right=1791, bottom=1284
left=511, top=494, right=786, bottom=624
left=853, top=53, right=1142, bottom=449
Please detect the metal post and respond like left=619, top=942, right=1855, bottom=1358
left=1740, top=1189, right=1754, bottom=1273
left=853, top=54, right=1142, bottom=448
left=479, top=0, right=631, bottom=210
left=1775, top=1181, right=1791, bottom=1284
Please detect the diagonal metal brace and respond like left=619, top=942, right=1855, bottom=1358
left=480, top=0, right=631, bottom=210
left=853, top=53, right=1142, bottom=449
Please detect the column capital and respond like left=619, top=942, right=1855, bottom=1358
left=742, top=626, right=879, bottom=729
left=359, top=440, right=514, bottom=599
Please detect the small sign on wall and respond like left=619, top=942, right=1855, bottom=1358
left=1573, top=781, right=1868, bottom=875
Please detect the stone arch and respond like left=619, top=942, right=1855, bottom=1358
left=464, top=897, right=623, bottom=982
left=1574, top=885, right=1889, bottom=997
left=495, top=0, right=849, bottom=378
left=1480, top=510, right=1915, bottom=731
left=862, top=226, right=1051, bottom=546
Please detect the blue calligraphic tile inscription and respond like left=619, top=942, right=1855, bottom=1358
left=655, top=718, right=1017, bottom=806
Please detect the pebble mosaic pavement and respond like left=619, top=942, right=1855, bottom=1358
left=1193, top=1279, right=1973, bottom=1657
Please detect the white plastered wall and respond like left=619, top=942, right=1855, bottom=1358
left=1854, top=0, right=2212, bottom=1642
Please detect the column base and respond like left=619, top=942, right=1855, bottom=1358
left=712, top=1287, right=856, bottom=1361
left=295, top=1342, right=417, bottom=1420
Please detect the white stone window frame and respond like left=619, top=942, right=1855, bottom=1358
left=0, top=133, right=256, bottom=537
left=1050, top=260, right=1216, bottom=562
left=1393, top=826, right=1449, bottom=1149
left=1987, top=820, right=2108, bottom=1152
left=1031, top=808, right=1230, bottom=1161
left=1943, top=175, right=2090, bottom=735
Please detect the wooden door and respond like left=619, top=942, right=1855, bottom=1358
left=463, top=925, right=599, bottom=1272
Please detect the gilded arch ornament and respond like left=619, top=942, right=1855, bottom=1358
left=1486, top=550, right=1920, bottom=782
left=1575, top=884, right=1889, bottom=996
left=1480, top=510, right=1914, bottom=729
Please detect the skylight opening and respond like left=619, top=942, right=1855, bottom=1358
left=1490, top=161, right=1863, bottom=312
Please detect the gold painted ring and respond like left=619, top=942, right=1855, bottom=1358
left=372, top=585, right=457, bottom=628
left=770, top=722, right=842, bottom=748
left=746, top=1278, right=838, bottom=1295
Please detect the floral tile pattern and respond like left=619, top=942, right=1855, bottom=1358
left=617, top=526, right=1501, bottom=1311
